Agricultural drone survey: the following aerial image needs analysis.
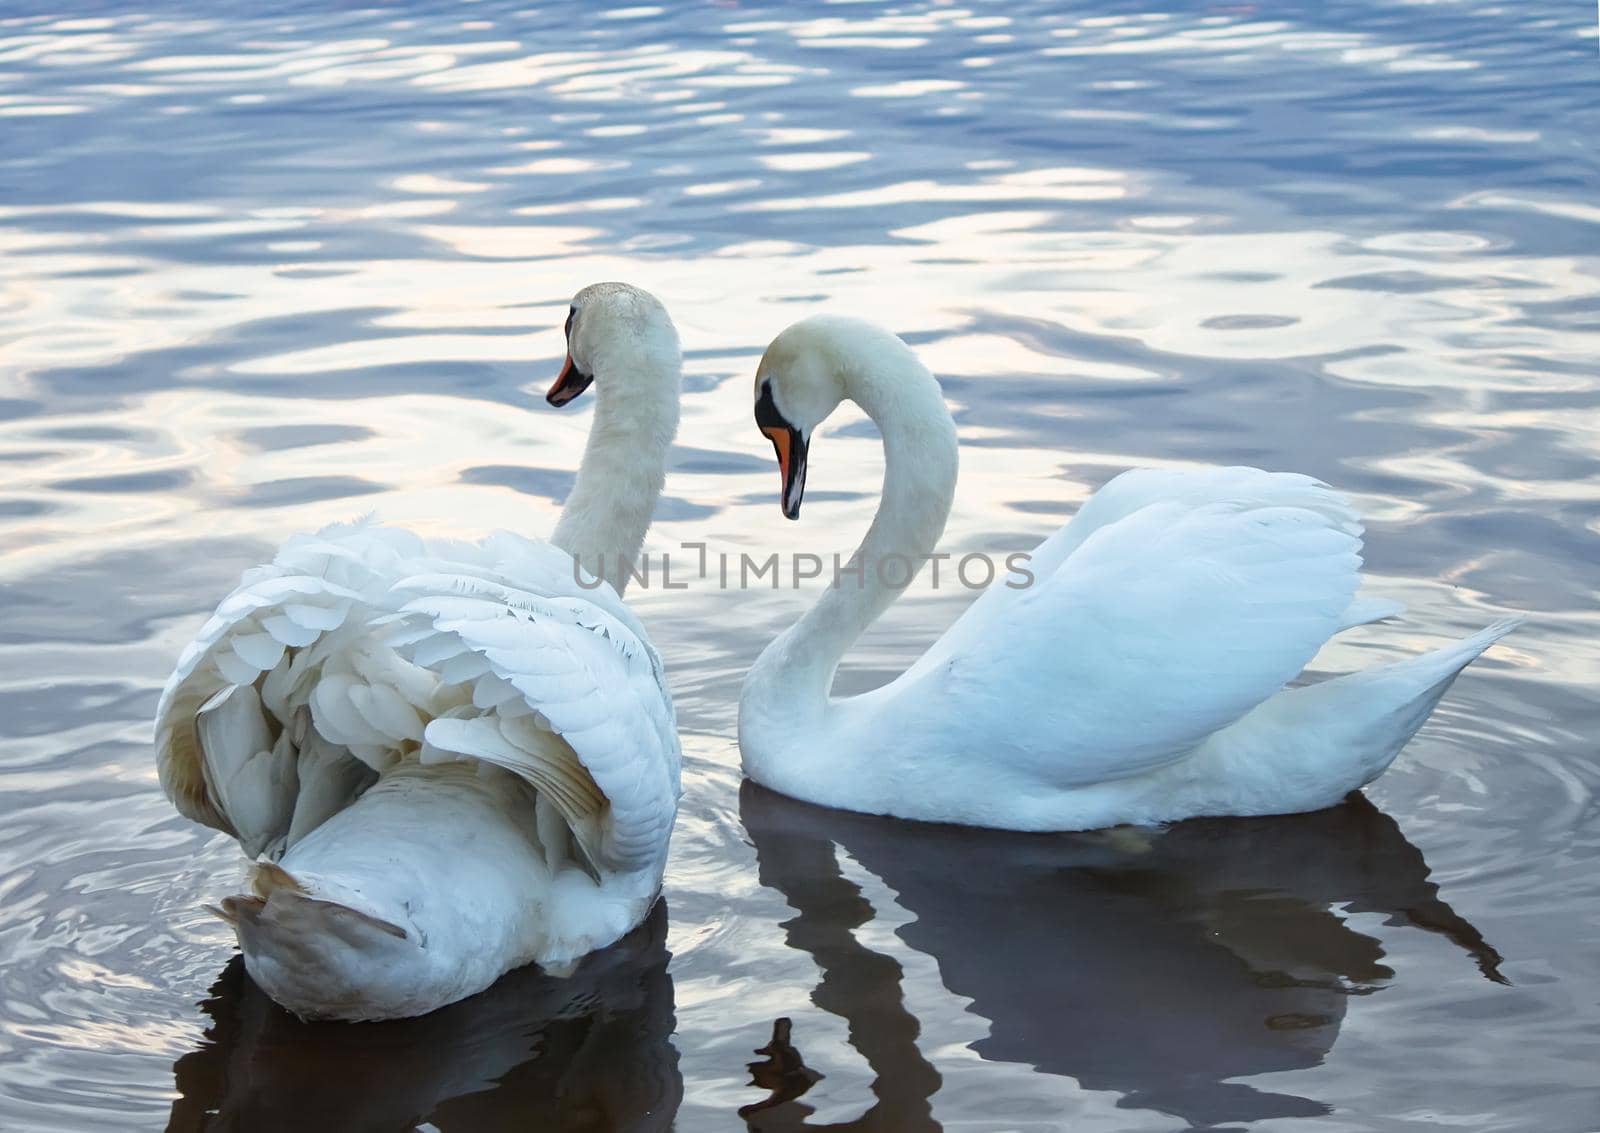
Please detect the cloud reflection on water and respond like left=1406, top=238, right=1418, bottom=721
left=0, top=1, right=1595, bottom=1129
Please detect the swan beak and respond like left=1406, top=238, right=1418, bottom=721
left=763, top=425, right=809, bottom=520
left=547, top=355, right=594, bottom=407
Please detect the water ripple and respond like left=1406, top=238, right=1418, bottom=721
left=0, top=1, right=1596, bottom=1130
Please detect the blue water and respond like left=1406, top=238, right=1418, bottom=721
left=1, top=3, right=1597, bottom=1129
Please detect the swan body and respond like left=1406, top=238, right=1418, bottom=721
left=739, top=315, right=1519, bottom=831
left=156, top=283, right=683, bottom=1020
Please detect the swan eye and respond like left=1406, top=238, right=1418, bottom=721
left=564, top=306, right=576, bottom=339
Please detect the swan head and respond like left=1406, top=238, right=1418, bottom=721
left=754, top=314, right=924, bottom=519
left=548, top=281, right=680, bottom=409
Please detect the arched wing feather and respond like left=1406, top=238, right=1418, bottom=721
left=155, top=521, right=419, bottom=845
left=390, top=569, right=679, bottom=874
left=931, top=467, right=1366, bottom=664
left=155, top=524, right=678, bottom=876
left=918, top=494, right=1364, bottom=787
left=1027, top=466, right=1363, bottom=579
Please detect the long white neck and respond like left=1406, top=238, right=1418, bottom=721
left=747, top=333, right=959, bottom=724
left=550, top=334, right=680, bottom=595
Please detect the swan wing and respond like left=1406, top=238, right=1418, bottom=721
left=924, top=491, right=1364, bottom=787
left=155, top=520, right=423, bottom=854
left=390, top=563, right=679, bottom=875
left=932, top=467, right=1370, bottom=663
left=156, top=524, right=678, bottom=875
left=1027, top=466, right=1363, bottom=578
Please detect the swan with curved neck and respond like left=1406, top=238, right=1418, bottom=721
left=156, top=282, right=683, bottom=1020
left=740, top=315, right=1519, bottom=831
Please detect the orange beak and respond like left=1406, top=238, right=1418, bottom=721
left=547, top=354, right=593, bottom=407
left=762, top=424, right=808, bottom=520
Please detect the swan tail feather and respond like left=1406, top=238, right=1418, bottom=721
left=239, top=862, right=405, bottom=940
left=222, top=872, right=418, bottom=1020
left=236, top=894, right=409, bottom=941
left=249, top=859, right=307, bottom=897
left=1337, top=596, right=1406, bottom=632
left=1261, top=616, right=1522, bottom=791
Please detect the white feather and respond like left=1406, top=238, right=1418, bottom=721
left=153, top=281, right=683, bottom=1022
left=739, top=315, right=1519, bottom=833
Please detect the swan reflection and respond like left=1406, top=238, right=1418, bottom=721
left=167, top=902, right=680, bottom=1132
left=739, top=784, right=1502, bottom=1130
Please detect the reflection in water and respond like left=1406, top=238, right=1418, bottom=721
left=741, top=1019, right=829, bottom=1127
left=740, top=783, right=1502, bottom=1130
left=0, top=1, right=1594, bottom=1127
left=736, top=802, right=942, bottom=1133
left=166, top=903, right=680, bottom=1133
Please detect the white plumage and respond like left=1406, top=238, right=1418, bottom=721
left=155, top=283, right=683, bottom=1020
left=740, top=316, right=1520, bottom=831
left=159, top=524, right=677, bottom=867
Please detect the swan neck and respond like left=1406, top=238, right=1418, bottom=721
left=768, top=351, right=958, bottom=706
left=551, top=340, right=680, bottom=595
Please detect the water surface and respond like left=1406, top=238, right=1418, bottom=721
left=1, top=2, right=1597, bottom=1130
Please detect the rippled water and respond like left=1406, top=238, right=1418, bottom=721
left=1, top=2, right=1596, bottom=1129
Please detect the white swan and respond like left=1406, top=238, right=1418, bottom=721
left=739, top=315, right=1520, bottom=831
left=155, top=282, right=682, bottom=1021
